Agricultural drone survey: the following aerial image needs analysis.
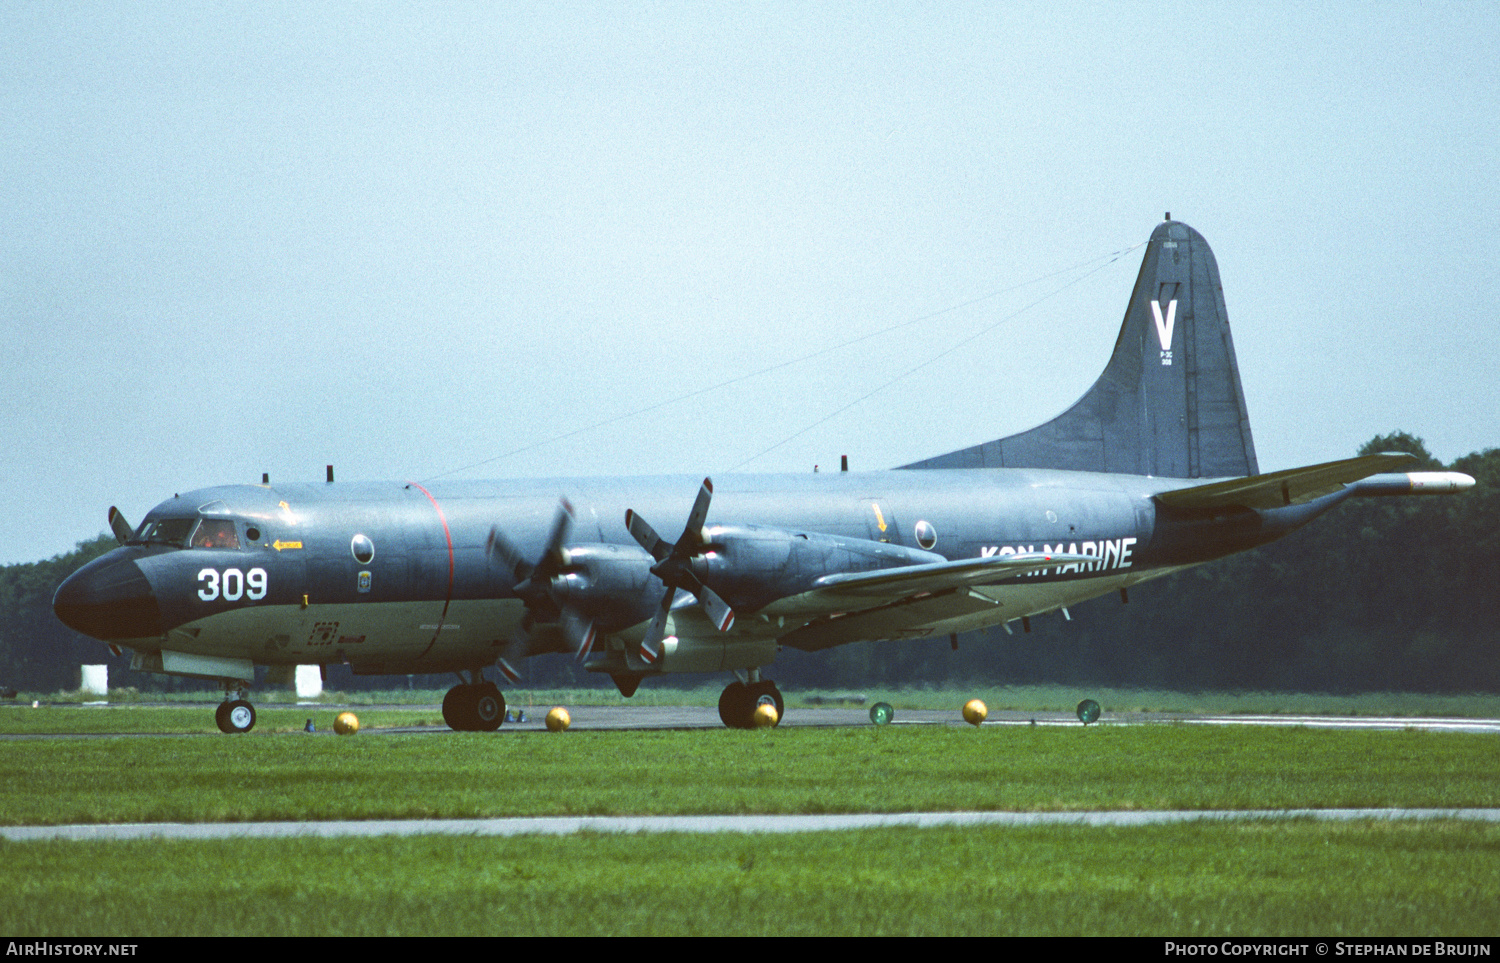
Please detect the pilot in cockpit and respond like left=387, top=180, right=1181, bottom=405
left=189, top=518, right=241, bottom=550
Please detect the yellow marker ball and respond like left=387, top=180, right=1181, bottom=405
left=752, top=702, right=779, bottom=728
left=334, top=711, right=360, bottom=735
left=962, top=699, right=988, bottom=727
left=545, top=707, right=571, bottom=732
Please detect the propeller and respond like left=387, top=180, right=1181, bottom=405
left=624, top=478, right=735, bottom=664
left=486, top=500, right=598, bottom=681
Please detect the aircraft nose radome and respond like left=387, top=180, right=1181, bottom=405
left=53, top=552, right=163, bottom=641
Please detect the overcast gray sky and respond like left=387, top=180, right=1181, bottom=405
left=3, top=2, right=1497, bottom=565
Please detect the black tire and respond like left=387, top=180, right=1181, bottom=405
left=473, top=682, right=506, bottom=732
left=215, top=702, right=233, bottom=733
left=718, top=682, right=754, bottom=729
left=748, top=680, right=784, bottom=727
left=442, top=684, right=474, bottom=731
left=222, top=699, right=256, bottom=733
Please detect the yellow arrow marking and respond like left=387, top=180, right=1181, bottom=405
left=273, top=540, right=303, bottom=551
left=871, top=503, right=887, bottom=532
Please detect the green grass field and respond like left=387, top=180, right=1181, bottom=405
left=3, top=695, right=1498, bottom=935
left=6, top=822, right=1498, bottom=936
left=2, top=725, right=1498, bottom=823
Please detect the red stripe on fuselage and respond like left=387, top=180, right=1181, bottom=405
left=408, top=481, right=455, bottom=656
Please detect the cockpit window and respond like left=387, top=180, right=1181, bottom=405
left=190, top=518, right=241, bottom=550
left=133, top=517, right=196, bottom=547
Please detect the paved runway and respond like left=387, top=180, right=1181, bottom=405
left=402, top=702, right=1500, bottom=735
left=8, top=808, right=1500, bottom=842
left=7, top=703, right=1500, bottom=736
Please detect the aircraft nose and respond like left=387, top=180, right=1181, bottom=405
left=53, top=552, right=163, bottom=641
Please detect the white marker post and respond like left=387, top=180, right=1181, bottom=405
left=295, top=664, right=323, bottom=700
left=79, top=664, right=108, bottom=701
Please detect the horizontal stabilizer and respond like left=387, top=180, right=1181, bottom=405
left=1154, top=452, right=1417, bottom=511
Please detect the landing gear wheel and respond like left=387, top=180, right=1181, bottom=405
left=473, top=682, right=506, bottom=732
left=442, top=684, right=475, bottom=731
left=718, top=682, right=754, bottom=730
left=216, top=699, right=256, bottom=733
left=443, top=683, right=506, bottom=732
left=748, top=680, right=784, bottom=727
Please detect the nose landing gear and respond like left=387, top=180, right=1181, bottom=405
left=215, top=693, right=256, bottom=733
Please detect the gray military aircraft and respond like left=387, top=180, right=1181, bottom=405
left=53, top=219, right=1473, bottom=733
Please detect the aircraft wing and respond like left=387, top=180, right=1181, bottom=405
left=758, top=551, right=1097, bottom=651
left=805, top=551, right=1098, bottom=599
left=1153, top=452, right=1418, bottom=511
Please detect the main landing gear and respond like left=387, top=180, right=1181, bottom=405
left=215, top=686, right=256, bottom=733
left=718, top=678, right=783, bottom=729
left=442, top=674, right=506, bottom=732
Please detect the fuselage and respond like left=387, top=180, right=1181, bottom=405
left=53, top=467, right=1342, bottom=679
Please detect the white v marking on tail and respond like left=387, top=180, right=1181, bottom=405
left=1150, top=299, right=1177, bottom=351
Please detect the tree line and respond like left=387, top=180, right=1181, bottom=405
left=5, top=433, right=1496, bottom=694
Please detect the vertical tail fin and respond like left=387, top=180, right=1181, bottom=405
left=901, top=220, right=1258, bottom=478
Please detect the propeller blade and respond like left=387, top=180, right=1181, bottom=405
left=108, top=507, right=133, bottom=546
left=576, top=625, right=598, bottom=662
left=676, top=568, right=736, bottom=634
left=536, top=500, right=574, bottom=577
left=680, top=478, right=714, bottom=547
left=638, top=587, right=676, bottom=664
left=625, top=509, right=669, bottom=561
left=486, top=526, right=530, bottom=582
left=498, top=610, right=540, bottom=682
left=561, top=611, right=598, bottom=662
left=697, top=583, right=736, bottom=634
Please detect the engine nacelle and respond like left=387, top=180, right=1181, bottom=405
left=654, top=632, right=780, bottom=674
left=690, top=524, right=941, bottom=612
left=548, top=543, right=658, bottom=631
